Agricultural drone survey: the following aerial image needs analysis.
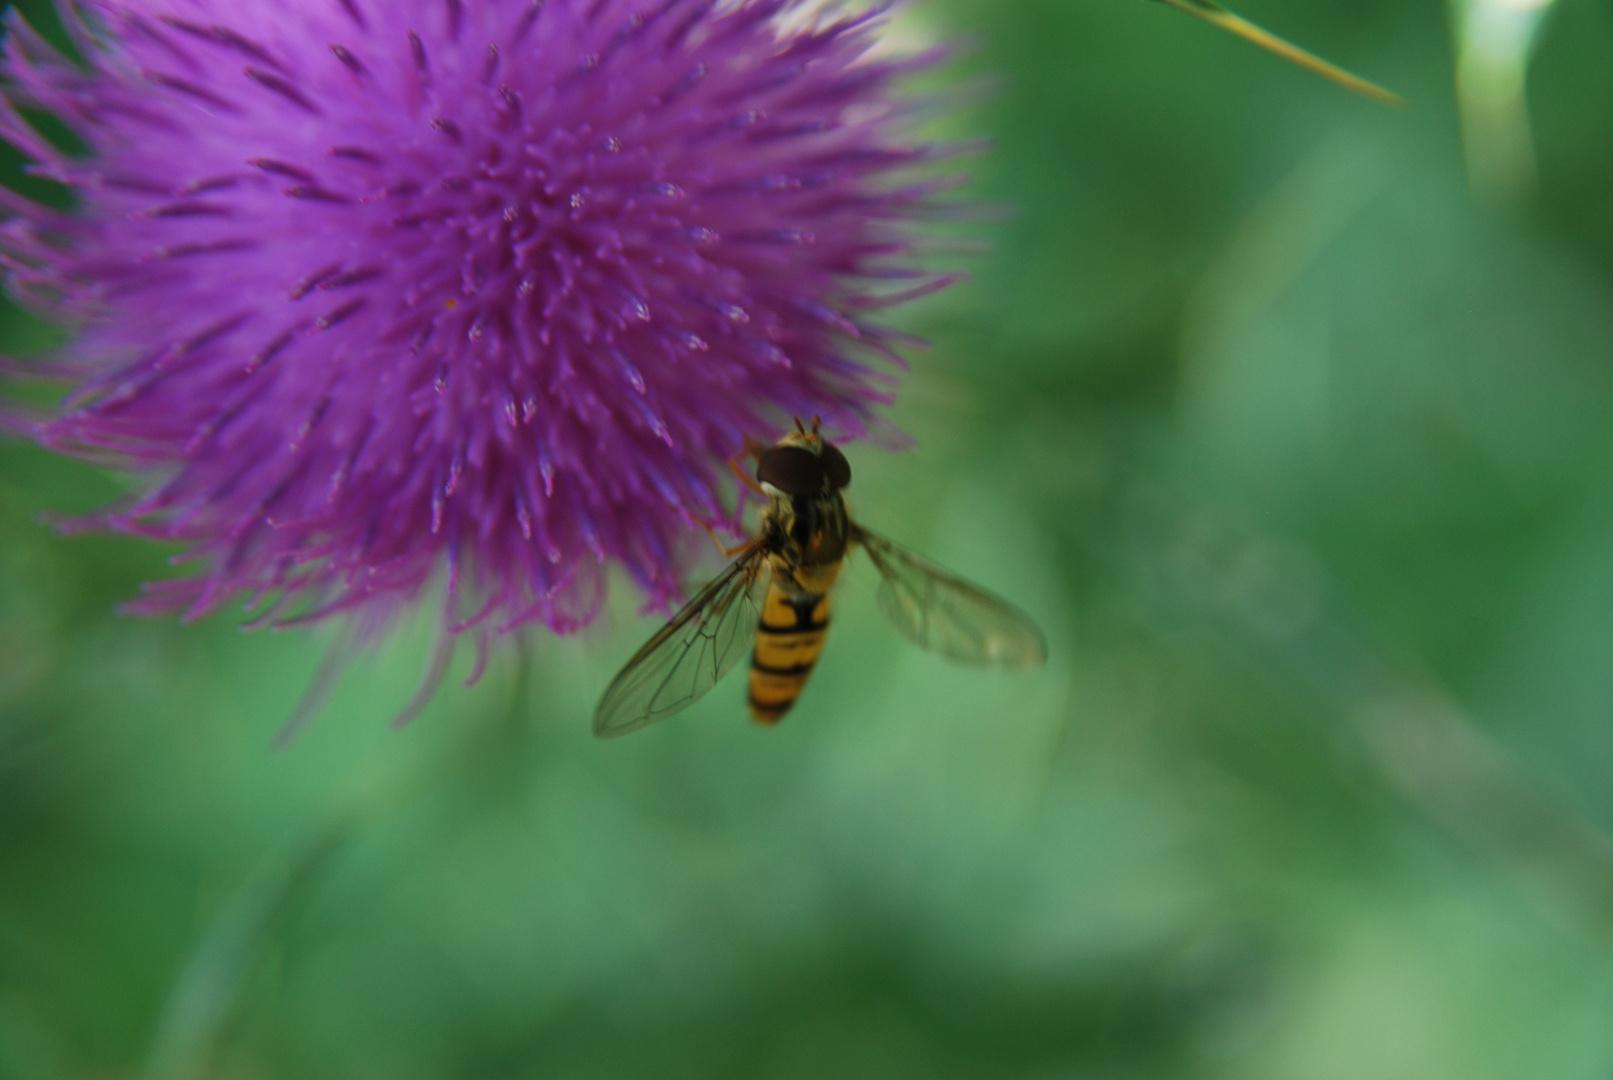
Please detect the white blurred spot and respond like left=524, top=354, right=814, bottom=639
left=1451, top=0, right=1560, bottom=208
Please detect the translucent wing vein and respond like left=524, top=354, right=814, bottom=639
left=593, top=550, right=771, bottom=738
left=852, top=523, right=1047, bottom=669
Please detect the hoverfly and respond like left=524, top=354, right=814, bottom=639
left=592, top=420, right=1047, bottom=738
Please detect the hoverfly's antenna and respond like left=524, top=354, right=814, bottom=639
left=811, top=414, right=822, bottom=434
left=793, top=416, right=806, bottom=435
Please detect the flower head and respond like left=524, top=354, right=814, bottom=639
left=0, top=0, right=954, bottom=651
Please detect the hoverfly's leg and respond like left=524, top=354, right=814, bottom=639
left=706, top=524, right=757, bottom=559
left=729, top=432, right=770, bottom=494
left=728, top=453, right=766, bottom=497
left=726, top=436, right=769, bottom=526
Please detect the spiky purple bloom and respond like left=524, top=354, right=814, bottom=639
left=0, top=0, right=955, bottom=656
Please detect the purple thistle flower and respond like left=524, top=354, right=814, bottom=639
left=0, top=0, right=957, bottom=699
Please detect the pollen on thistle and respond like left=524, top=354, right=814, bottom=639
left=0, top=0, right=965, bottom=724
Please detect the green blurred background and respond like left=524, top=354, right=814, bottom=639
left=8, top=0, right=1613, bottom=1076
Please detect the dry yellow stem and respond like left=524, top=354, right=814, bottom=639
left=1152, top=0, right=1405, bottom=107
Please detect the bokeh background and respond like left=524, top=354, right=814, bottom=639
left=7, top=0, right=1613, bottom=1077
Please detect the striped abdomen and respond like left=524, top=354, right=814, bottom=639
left=749, top=579, right=831, bottom=724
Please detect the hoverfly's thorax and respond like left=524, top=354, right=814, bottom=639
left=758, top=489, right=848, bottom=599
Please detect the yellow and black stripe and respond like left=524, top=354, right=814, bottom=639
left=748, top=581, right=830, bottom=724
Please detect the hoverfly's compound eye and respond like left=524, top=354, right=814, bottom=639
left=819, top=442, right=851, bottom=489
left=756, top=445, right=826, bottom=496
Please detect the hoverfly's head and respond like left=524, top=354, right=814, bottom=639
left=756, top=417, right=851, bottom=498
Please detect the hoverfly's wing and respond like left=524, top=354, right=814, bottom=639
left=593, top=548, right=772, bottom=738
left=852, top=524, right=1047, bottom=668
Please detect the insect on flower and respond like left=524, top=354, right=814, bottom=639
left=594, top=420, right=1046, bottom=737
left=0, top=0, right=973, bottom=731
